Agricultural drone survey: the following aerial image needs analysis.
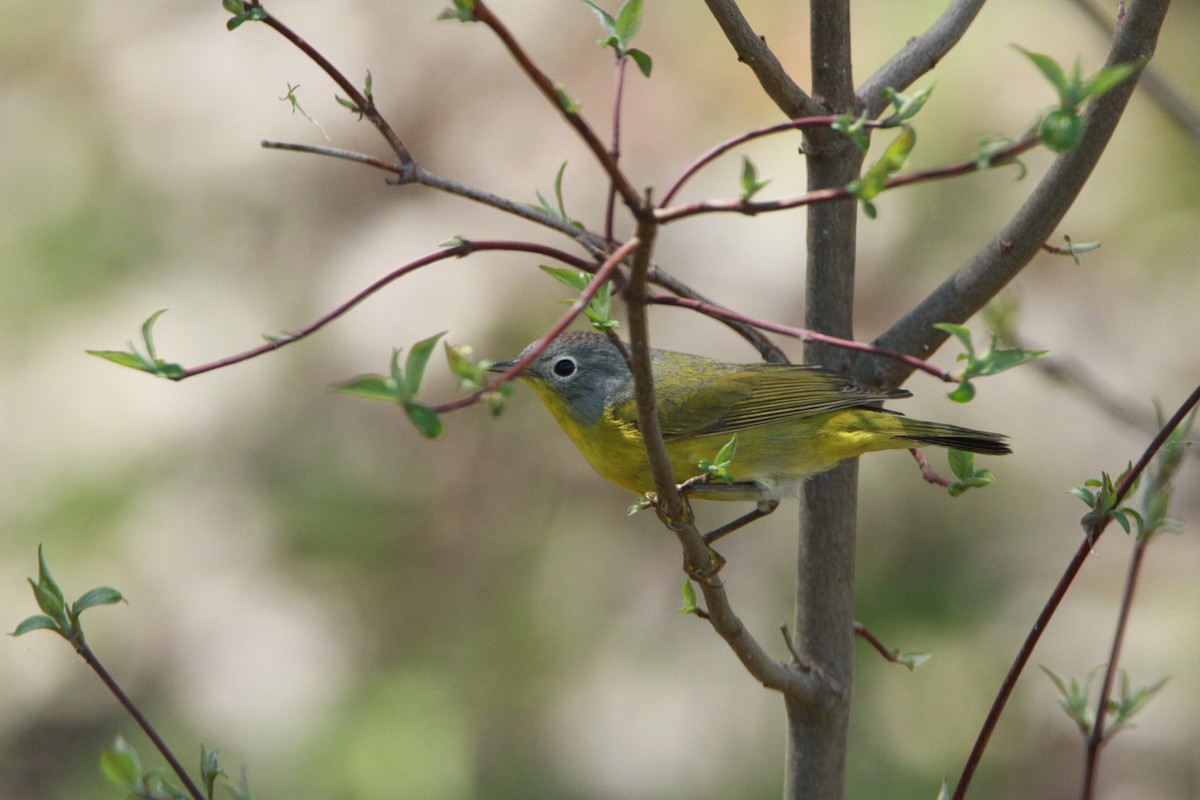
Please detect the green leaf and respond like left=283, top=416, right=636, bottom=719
left=334, top=374, right=402, bottom=403
left=86, top=310, right=186, bottom=380
left=697, top=434, right=738, bottom=485
left=946, top=448, right=973, bottom=480
left=739, top=157, right=770, bottom=200
left=31, top=578, right=66, bottom=622
left=1014, top=47, right=1068, bottom=99
left=73, top=586, right=125, bottom=614
left=1082, top=60, right=1143, bottom=100
left=36, top=545, right=65, bottom=609
left=554, top=84, right=581, bottom=114
left=404, top=332, right=447, bottom=396
left=12, top=614, right=60, bottom=637
left=678, top=578, right=699, bottom=615
left=1068, top=487, right=1097, bottom=507
left=100, top=736, right=142, bottom=790
left=445, top=342, right=483, bottom=385
left=405, top=403, right=444, bottom=439
left=86, top=349, right=151, bottom=371
left=584, top=0, right=617, bottom=38
left=438, top=0, right=477, bottom=22
left=140, top=308, right=168, bottom=361
left=896, top=651, right=931, bottom=671
left=627, top=48, right=652, bottom=77
left=880, top=85, right=934, bottom=126
left=1110, top=674, right=1169, bottom=733
left=850, top=125, right=916, bottom=214
left=946, top=381, right=975, bottom=404
left=539, top=265, right=589, bottom=292
left=201, top=745, right=228, bottom=799
left=831, top=111, right=871, bottom=152
left=614, top=0, right=644, bottom=43
left=946, top=451, right=995, bottom=496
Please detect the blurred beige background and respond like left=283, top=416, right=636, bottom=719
left=2, top=2, right=1197, bottom=798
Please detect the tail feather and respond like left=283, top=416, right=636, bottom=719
left=897, top=419, right=1011, bottom=456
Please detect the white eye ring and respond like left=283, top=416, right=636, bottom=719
left=551, top=356, right=577, bottom=379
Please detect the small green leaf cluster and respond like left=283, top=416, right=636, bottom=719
left=335, top=332, right=446, bottom=438
left=539, top=265, right=618, bottom=331
left=833, top=85, right=932, bottom=152
left=223, top=0, right=266, bottom=31
left=87, top=310, right=186, bottom=380
left=946, top=449, right=995, bottom=497
left=13, top=546, right=124, bottom=648
left=335, top=71, right=375, bottom=119
left=529, top=163, right=582, bottom=228
left=101, top=737, right=252, bottom=800
left=1070, top=466, right=1142, bottom=539
left=973, top=134, right=1025, bottom=176
left=445, top=342, right=512, bottom=415
left=848, top=125, right=916, bottom=219
left=1072, top=407, right=1192, bottom=542
left=697, top=434, right=738, bottom=486
left=1040, top=665, right=1169, bottom=738
left=585, top=0, right=652, bottom=77
left=438, top=0, right=477, bottom=23
left=1134, top=408, right=1194, bottom=540
left=933, top=322, right=1048, bottom=403
left=739, top=157, right=770, bottom=201
left=1015, top=47, right=1143, bottom=152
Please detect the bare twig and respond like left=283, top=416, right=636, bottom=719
left=909, top=448, right=952, bottom=486
left=255, top=7, right=413, bottom=163
left=605, top=54, right=630, bottom=242
left=1080, top=536, right=1149, bottom=799
left=472, top=1, right=643, bottom=213
left=182, top=240, right=595, bottom=379
left=660, top=115, right=873, bottom=206
left=77, top=644, right=205, bottom=800
left=852, top=621, right=912, bottom=664
left=701, top=0, right=824, bottom=118
left=952, top=377, right=1200, bottom=800
left=655, top=135, right=1038, bottom=223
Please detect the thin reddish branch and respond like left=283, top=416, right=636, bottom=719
left=660, top=115, right=885, bottom=206
left=853, top=622, right=906, bottom=664
left=1081, top=536, right=1150, bottom=799
left=952, top=380, right=1200, bottom=800
left=255, top=7, right=414, bottom=164
left=656, top=134, right=1040, bottom=223
left=78, top=644, right=205, bottom=800
left=182, top=241, right=595, bottom=378
left=471, top=1, right=644, bottom=214
left=647, top=294, right=954, bottom=381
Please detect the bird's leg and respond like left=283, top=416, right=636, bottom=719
left=701, top=496, right=780, bottom=544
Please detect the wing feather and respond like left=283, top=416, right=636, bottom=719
left=652, top=363, right=910, bottom=440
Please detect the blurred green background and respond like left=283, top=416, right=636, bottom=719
left=2, top=2, right=1198, bottom=799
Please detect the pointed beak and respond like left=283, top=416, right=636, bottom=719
left=487, top=358, right=517, bottom=374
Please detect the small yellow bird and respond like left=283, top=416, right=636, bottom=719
left=491, top=331, right=1009, bottom=505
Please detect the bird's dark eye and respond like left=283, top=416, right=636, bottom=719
left=552, top=357, right=577, bottom=378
